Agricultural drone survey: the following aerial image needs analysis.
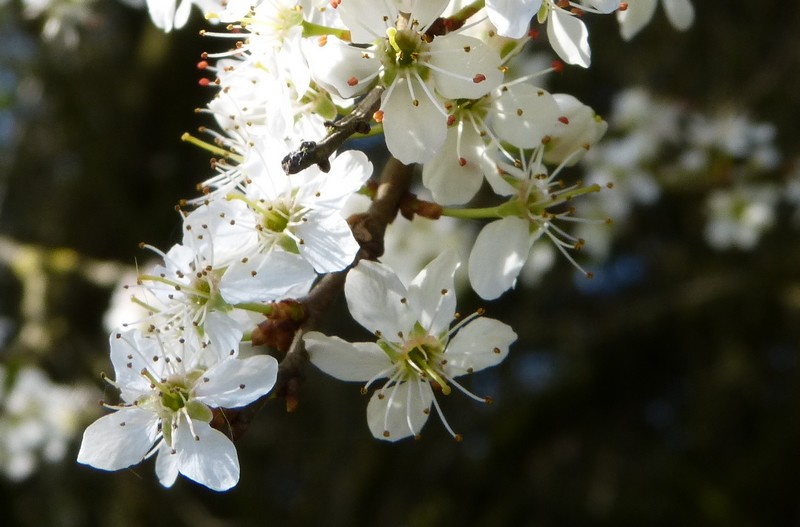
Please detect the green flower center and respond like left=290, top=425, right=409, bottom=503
left=382, top=28, right=431, bottom=85
left=380, top=324, right=452, bottom=395
left=160, top=382, right=189, bottom=412
left=263, top=205, right=291, bottom=233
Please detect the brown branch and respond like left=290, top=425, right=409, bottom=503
left=281, top=85, right=385, bottom=175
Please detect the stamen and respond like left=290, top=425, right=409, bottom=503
left=430, top=392, right=460, bottom=440
left=448, top=376, right=491, bottom=403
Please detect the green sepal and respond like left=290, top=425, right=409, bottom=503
left=185, top=401, right=213, bottom=423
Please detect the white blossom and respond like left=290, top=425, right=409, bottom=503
left=190, top=147, right=372, bottom=282
left=305, top=251, right=516, bottom=441
left=0, top=366, right=97, bottom=481
left=704, top=184, right=778, bottom=250
left=469, top=148, right=604, bottom=299
left=77, top=329, right=278, bottom=491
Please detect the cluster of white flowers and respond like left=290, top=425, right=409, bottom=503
left=0, top=365, right=97, bottom=481
left=75, top=0, right=698, bottom=491
left=574, top=87, right=785, bottom=255
left=12, top=0, right=697, bottom=50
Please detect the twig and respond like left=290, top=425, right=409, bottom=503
left=281, top=85, right=385, bottom=175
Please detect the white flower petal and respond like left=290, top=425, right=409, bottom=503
left=367, top=380, right=433, bottom=441
left=182, top=200, right=254, bottom=268
left=304, top=333, right=392, bottom=382
left=544, top=93, right=608, bottom=166
left=444, top=318, right=517, bottom=377
left=407, top=250, right=459, bottom=337
left=220, top=251, right=315, bottom=305
left=662, top=0, right=694, bottom=31
left=155, top=445, right=180, bottom=488
left=407, top=0, right=451, bottom=32
left=202, top=311, right=245, bottom=360
left=345, top=259, right=415, bottom=337
left=309, top=150, right=373, bottom=209
left=173, top=0, right=192, bottom=30
left=616, top=0, right=657, bottom=40
left=422, top=123, right=487, bottom=205
left=485, top=0, right=542, bottom=38
left=430, top=34, right=502, bottom=100
left=295, top=213, right=360, bottom=273
left=468, top=217, right=533, bottom=300
left=582, top=0, right=621, bottom=13
left=194, top=355, right=279, bottom=408
left=490, top=83, right=560, bottom=149
left=382, top=76, right=447, bottom=165
left=77, top=408, right=159, bottom=471
left=109, top=330, right=162, bottom=403
left=337, top=0, right=396, bottom=43
left=174, top=419, right=240, bottom=492
left=146, top=0, right=176, bottom=31
left=482, top=144, right=518, bottom=196
left=547, top=8, right=591, bottom=67
left=303, top=37, right=380, bottom=98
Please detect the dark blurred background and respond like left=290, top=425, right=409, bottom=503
left=2, top=1, right=800, bottom=526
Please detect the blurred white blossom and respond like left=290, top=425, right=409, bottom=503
left=0, top=365, right=98, bottom=481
